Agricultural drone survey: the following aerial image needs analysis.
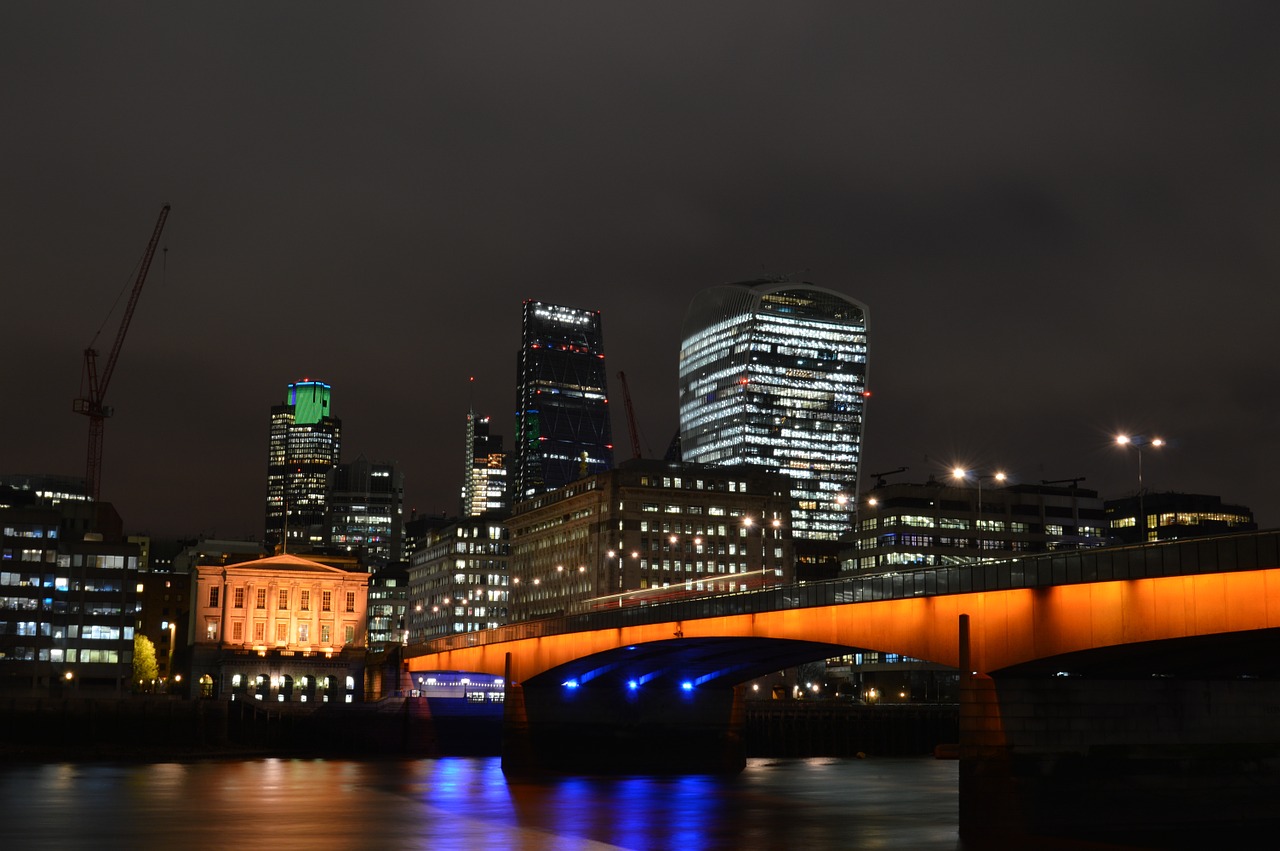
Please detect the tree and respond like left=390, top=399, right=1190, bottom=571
left=133, top=633, right=158, bottom=692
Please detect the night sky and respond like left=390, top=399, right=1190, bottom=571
left=3, top=4, right=1277, bottom=539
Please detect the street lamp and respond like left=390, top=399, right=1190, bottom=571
left=951, top=468, right=1007, bottom=556
left=1116, top=434, right=1165, bottom=542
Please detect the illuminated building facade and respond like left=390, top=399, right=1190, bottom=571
left=461, top=412, right=509, bottom=517
left=1104, top=491, right=1256, bottom=544
left=265, top=380, right=342, bottom=551
left=0, top=503, right=141, bottom=694
left=846, top=480, right=1108, bottom=573
left=507, top=459, right=792, bottom=623
left=514, top=300, right=614, bottom=500
left=367, top=562, right=408, bottom=650
left=189, top=553, right=369, bottom=702
left=326, top=455, right=404, bottom=566
left=678, top=282, right=868, bottom=578
left=406, top=519, right=510, bottom=642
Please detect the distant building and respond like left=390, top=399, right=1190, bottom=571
left=189, top=554, right=369, bottom=702
left=265, top=379, right=342, bottom=551
left=326, top=455, right=404, bottom=566
left=461, top=412, right=509, bottom=518
left=406, top=519, right=510, bottom=643
left=367, top=561, right=409, bottom=650
left=0, top=503, right=141, bottom=694
left=678, top=281, right=869, bottom=580
left=1105, top=492, right=1256, bottom=545
left=845, top=479, right=1108, bottom=573
left=0, top=474, right=91, bottom=508
left=507, top=459, right=793, bottom=623
left=136, top=570, right=191, bottom=690
left=514, top=300, right=614, bottom=500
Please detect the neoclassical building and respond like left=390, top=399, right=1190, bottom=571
left=190, top=554, right=369, bottom=702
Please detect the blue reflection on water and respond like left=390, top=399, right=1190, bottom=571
left=0, top=757, right=959, bottom=850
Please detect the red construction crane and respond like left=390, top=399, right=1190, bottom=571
left=617, top=370, right=645, bottom=460
left=73, top=204, right=170, bottom=501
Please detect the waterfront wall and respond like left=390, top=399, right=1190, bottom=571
left=745, top=700, right=958, bottom=757
left=961, top=674, right=1280, bottom=846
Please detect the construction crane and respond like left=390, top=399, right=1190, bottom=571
left=73, top=204, right=170, bottom=502
left=867, top=466, right=909, bottom=488
left=616, top=370, right=646, bottom=460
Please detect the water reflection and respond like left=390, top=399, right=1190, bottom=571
left=0, top=757, right=958, bottom=850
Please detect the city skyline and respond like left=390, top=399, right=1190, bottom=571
left=3, top=4, right=1277, bottom=537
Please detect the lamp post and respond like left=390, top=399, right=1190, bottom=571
left=1116, top=434, right=1164, bottom=542
left=951, top=468, right=1007, bottom=556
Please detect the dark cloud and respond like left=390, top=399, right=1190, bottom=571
left=1, top=2, right=1277, bottom=536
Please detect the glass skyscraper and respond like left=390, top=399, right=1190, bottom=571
left=265, top=379, right=342, bottom=551
left=461, top=411, right=509, bottom=517
left=515, top=300, right=614, bottom=500
left=678, top=282, right=869, bottom=555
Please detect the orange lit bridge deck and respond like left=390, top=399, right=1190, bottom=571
left=407, top=530, right=1280, bottom=687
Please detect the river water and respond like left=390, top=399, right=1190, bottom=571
left=0, top=756, right=960, bottom=849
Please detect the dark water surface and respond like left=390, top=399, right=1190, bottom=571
left=0, top=756, right=959, bottom=850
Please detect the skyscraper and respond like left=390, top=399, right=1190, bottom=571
left=678, top=281, right=869, bottom=576
left=461, top=411, right=509, bottom=517
left=265, top=379, right=342, bottom=551
left=514, top=300, right=614, bottom=500
left=327, top=455, right=404, bottom=566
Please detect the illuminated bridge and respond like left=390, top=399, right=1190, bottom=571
left=407, top=530, right=1280, bottom=845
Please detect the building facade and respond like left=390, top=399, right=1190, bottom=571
left=406, top=519, right=510, bottom=643
left=845, top=479, right=1108, bottom=573
left=1, top=504, right=141, bottom=694
left=326, top=455, right=404, bottom=566
left=514, top=300, right=614, bottom=500
left=367, top=561, right=409, bottom=650
left=265, top=379, right=342, bottom=551
left=678, top=281, right=869, bottom=578
left=1105, top=491, right=1256, bottom=545
left=461, top=412, right=509, bottom=518
left=189, top=554, right=369, bottom=702
left=507, top=459, right=793, bottom=623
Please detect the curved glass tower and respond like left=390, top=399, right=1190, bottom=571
left=678, top=282, right=869, bottom=552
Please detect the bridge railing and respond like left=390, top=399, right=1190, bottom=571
left=411, top=529, right=1280, bottom=657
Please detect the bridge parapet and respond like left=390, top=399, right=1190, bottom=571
left=410, top=530, right=1280, bottom=660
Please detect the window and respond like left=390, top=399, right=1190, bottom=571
left=300, top=590, right=310, bottom=611
left=234, top=587, right=245, bottom=608
left=345, top=591, right=355, bottom=612
left=232, top=622, right=243, bottom=641
left=278, top=589, right=288, bottom=610
left=344, top=625, right=355, bottom=644
left=208, top=586, right=219, bottom=608
left=321, top=624, right=331, bottom=644
left=298, top=623, right=309, bottom=643
left=276, top=622, right=287, bottom=642
left=206, top=620, right=219, bottom=640
left=254, top=622, right=265, bottom=642
left=322, top=591, right=332, bottom=612
left=256, top=588, right=266, bottom=609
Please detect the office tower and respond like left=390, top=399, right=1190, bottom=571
left=327, top=455, right=404, bottom=566
left=265, top=379, right=342, bottom=551
left=506, top=459, right=792, bottom=623
left=848, top=479, right=1108, bottom=573
left=406, top=518, right=510, bottom=642
left=514, top=300, right=614, bottom=500
left=678, top=281, right=869, bottom=578
left=461, top=411, right=509, bottom=517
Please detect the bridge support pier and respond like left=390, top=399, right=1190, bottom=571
left=501, top=682, right=747, bottom=775
left=960, top=673, right=1280, bottom=846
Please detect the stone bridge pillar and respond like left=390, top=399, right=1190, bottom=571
left=960, top=670, right=1280, bottom=846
